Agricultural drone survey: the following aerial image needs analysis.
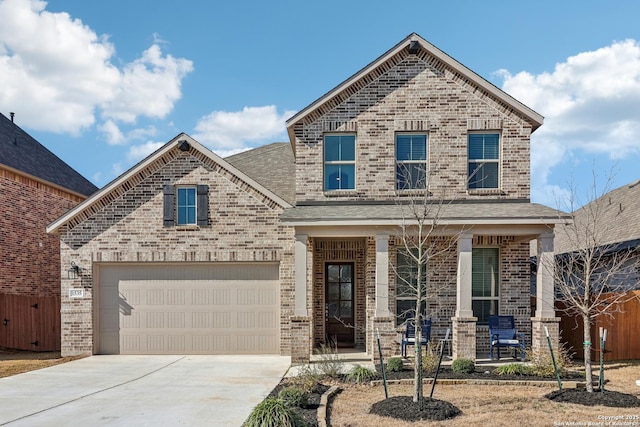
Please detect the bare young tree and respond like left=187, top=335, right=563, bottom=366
left=548, top=171, right=640, bottom=392
left=393, top=160, right=466, bottom=405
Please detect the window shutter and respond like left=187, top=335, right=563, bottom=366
left=196, top=185, right=209, bottom=226
left=163, top=185, right=175, bottom=226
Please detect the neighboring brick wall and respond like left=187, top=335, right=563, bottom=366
left=294, top=50, right=531, bottom=204
left=58, top=149, right=294, bottom=356
left=0, top=168, right=82, bottom=297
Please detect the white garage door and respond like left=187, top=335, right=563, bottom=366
left=96, top=263, right=280, bottom=355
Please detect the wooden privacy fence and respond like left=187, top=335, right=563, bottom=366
left=0, top=294, right=60, bottom=351
left=555, top=290, right=640, bottom=361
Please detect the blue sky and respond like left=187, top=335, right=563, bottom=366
left=1, top=0, right=640, bottom=208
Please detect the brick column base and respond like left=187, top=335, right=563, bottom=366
left=531, top=317, right=560, bottom=358
left=290, top=316, right=311, bottom=364
left=371, top=317, right=396, bottom=365
left=451, top=317, right=477, bottom=361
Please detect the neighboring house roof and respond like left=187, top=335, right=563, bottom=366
left=286, top=33, right=544, bottom=153
left=554, top=179, right=640, bottom=255
left=0, top=113, right=98, bottom=197
left=281, top=202, right=568, bottom=226
left=225, top=142, right=295, bottom=205
left=47, top=134, right=292, bottom=234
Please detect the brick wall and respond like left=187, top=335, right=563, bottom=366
left=294, top=50, right=531, bottom=204
left=58, top=148, right=294, bottom=356
left=0, top=168, right=83, bottom=297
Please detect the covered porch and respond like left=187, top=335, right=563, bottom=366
left=282, top=204, right=566, bottom=364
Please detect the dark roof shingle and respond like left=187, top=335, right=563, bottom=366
left=225, top=142, right=295, bottom=204
left=0, top=113, right=98, bottom=196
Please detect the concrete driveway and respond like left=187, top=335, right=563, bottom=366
left=0, top=355, right=290, bottom=426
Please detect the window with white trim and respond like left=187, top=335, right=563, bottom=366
left=396, top=133, right=427, bottom=190
left=471, top=247, right=499, bottom=324
left=468, top=133, right=499, bottom=189
left=324, top=134, right=355, bottom=191
left=177, top=187, right=197, bottom=225
left=163, top=185, right=208, bottom=227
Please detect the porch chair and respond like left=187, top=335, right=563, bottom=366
left=488, top=315, right=526, bottom=360
left=401, top=318, right=432, bottom=358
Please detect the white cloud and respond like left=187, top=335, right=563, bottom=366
left=97, top=120, right=125, bottom=145
left=0, top=0, right=192, bottom=134
left=499, top=39, right=640, bottom=204
left=126, top=140, right=164, bottom=162
left=193, top=105, right=296, bottom=156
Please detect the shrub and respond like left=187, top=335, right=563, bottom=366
left=494, top=363, right=531, bottom=376
left=386, top=357, right=404, bottom=372
left=346, top=364, right=377, bottom=383
left=289, top=365, right=321, bottom=393
left=278, top=387, right=309, bottom=408
left=451, top=358, right=475, bottom=374
left=525, top=344, right=573, bottom=378
left=313, top=343, right=344, bottom=378
left=421, top=341, right=442, bottom=374
left=244, top=397, right=307, bottom=427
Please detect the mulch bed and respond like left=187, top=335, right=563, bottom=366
left=545, top=388, right=640, bottom=407
left=380, top=366, right=587, bottom=382
left=370, top=396, right=462, bottom=421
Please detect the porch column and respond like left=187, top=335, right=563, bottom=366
left=452, top=233, right=477, bottom=360
left=294, top=234, right=308, bottom=317
left=532, top=233, right=560, bottom=355
left=455, top=234, right=474, bottom=318
left=372, top=234, right=394, bottom=363
left=375, top=234, right=391, bottom=317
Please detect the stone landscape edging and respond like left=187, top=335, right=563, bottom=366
left=317, top=385, right=341, bottom=427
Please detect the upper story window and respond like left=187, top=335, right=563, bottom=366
left=177, top=187, right=197, bottom=225
left=163, top=184, right=208, bottom=227
left=468, top=133, right=500, bottom=189
left=324, top=134, right=355, bottom=191
left=471, top=247, right=499, bottom=324
left=396, top=134, right=427, bottom=190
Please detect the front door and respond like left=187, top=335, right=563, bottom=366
left=325, top=263, right=355, bottom=347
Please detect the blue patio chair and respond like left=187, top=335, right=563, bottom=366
left=401, top=318, right=432, bottom=357
left=488, top=315, right=525, bottom=360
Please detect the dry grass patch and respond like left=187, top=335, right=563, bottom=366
left=330, top=361, right=640, bottom=427
left=0, top=348, right=84, bottom=378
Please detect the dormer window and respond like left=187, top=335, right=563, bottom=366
left=324, top=134, right=355, bottom=191
left=396, top=133, right=427, bottom=190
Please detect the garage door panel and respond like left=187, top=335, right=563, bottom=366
left=97, top=263, right=279, bottom=355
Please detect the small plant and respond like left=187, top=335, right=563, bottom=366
left=420, top=341, right=442, bottom=374
left=278, top=387, right=309, bottom=408
left=243, top=397, right=307, bottom=427
left=525, top=343, right=573, bottom=378
left=346, top=364, right=377, bottom=383
left=451, top=358, right=475, bottom=374
left=494, top=363, right=531, bottom=376
left=289, top=365, right=322, bottom=393
left=386, top=357, right=404, bottom=372
left=313, top=343, right=345, bottom=378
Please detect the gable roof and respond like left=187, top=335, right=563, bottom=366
left=0, top=113, right=98, bottom=197
left=47, top=134, right=292, bottom=234
left=286, top=33, right=544, bottom=152
left=225, top=142, right=295, bottom=205
left=554, top=179, right=640, bottom=254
